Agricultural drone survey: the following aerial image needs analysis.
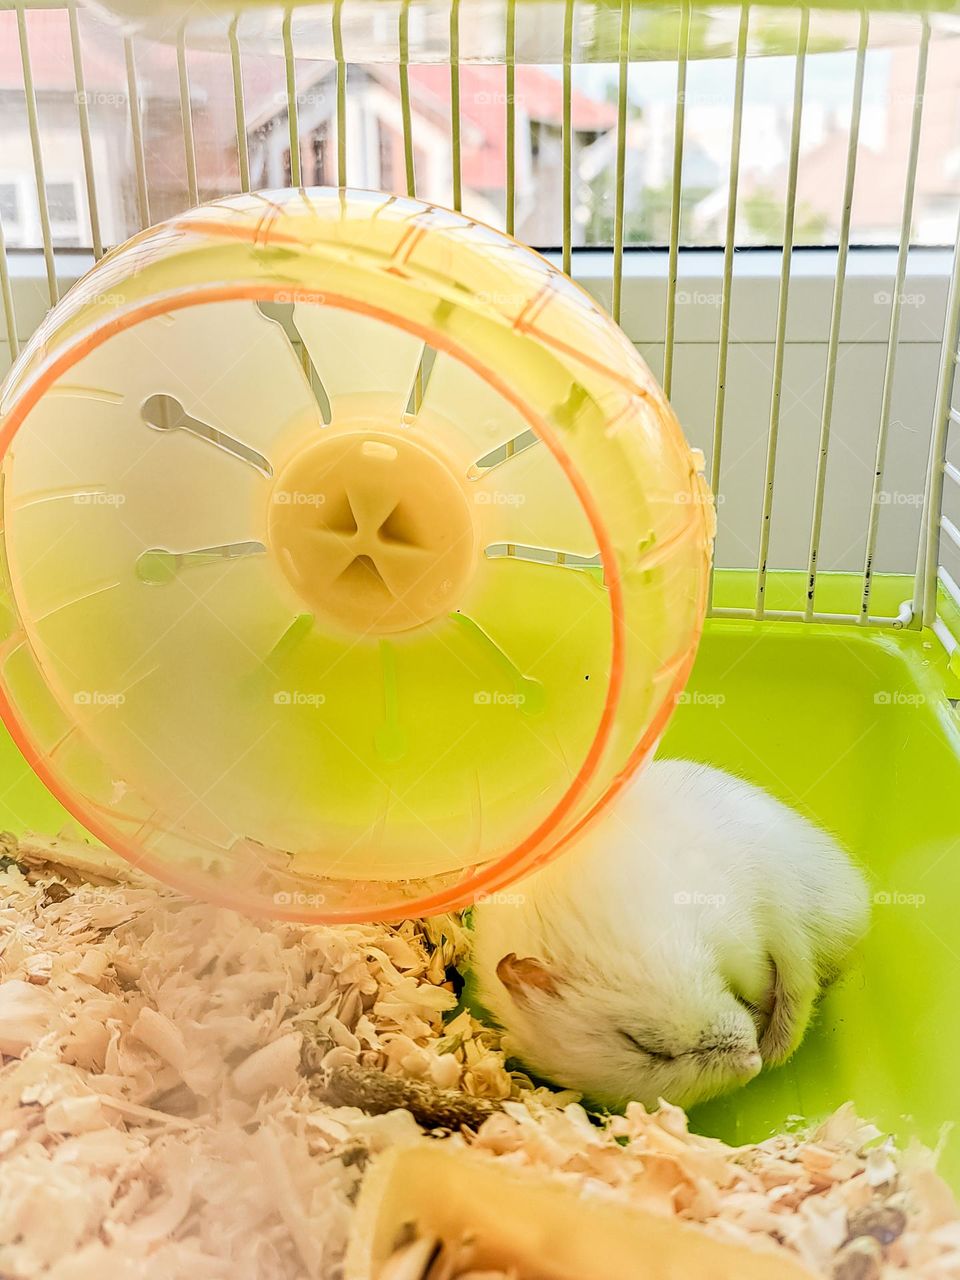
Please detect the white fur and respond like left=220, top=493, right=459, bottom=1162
left=469, top=759, right=870, bottom=1111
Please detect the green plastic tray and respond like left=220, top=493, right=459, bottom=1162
left=1, top=571, right=958, bottom=1180
left=675, top=597, right=960, bottom=1183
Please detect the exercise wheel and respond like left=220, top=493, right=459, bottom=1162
left=0, top=189, right=713, bottom=922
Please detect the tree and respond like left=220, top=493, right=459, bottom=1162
left=742, top=187, right=829, bottom=246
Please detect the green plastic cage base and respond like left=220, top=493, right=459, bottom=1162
left=674, top=582, right=960, bottom=1185
left=88, top=0, right=960, bottom=60
left=0, top=570, right=958, bottom=1181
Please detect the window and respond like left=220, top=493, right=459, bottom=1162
left=311, top=125, right=330, bottom=186
left=44, top=180, right=81, bottom=248
left=530, top=119, right=542, bottom=165
left=45, top=182, right=78, bottom=225
left=377, top=120, right=395, bottom=191
left=0, top=6, right=956, bottom=252
left=0, top=183, right=20, bottom=228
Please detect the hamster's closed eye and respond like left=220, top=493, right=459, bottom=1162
left=618, top=1030, right=675, bottom=1061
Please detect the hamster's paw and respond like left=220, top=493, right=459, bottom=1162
left=757, top=956, right=817, bottom=1065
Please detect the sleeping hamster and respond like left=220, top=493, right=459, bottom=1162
left=468, top=759, right=869, bottom=1111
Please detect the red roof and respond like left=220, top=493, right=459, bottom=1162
left=0, top=10, right=275, bottom=100
left=409, top=63, right=616, bottom=132
left=0, top=10, right=128, bottom=91
left=402, top=64, right=617, bottom=190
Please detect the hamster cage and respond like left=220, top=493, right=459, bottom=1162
left=1, top=0, right=959, bottom=1184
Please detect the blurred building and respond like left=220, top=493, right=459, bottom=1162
left=0, top=8, right=956, bottom=253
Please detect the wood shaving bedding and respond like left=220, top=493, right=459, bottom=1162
left=0, top=835, right=955, bottom=1279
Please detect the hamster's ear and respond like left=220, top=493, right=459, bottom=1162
left=496, top=952, right=563, bottom=1001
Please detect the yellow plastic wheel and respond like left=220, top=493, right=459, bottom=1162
left=0, top=189, right=713, bottom=922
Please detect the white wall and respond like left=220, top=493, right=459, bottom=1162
left=0, top=245, right=950, bottom=578
left=559, top=247, right=949, bottom=575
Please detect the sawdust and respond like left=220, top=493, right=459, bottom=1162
left=0, top=834, right=956, bottom=1279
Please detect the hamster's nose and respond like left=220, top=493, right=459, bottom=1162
left=741, top=1050, right=763, bottom=1077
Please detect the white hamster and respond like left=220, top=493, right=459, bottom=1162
left=468, top=759, right=869, bottom=1112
